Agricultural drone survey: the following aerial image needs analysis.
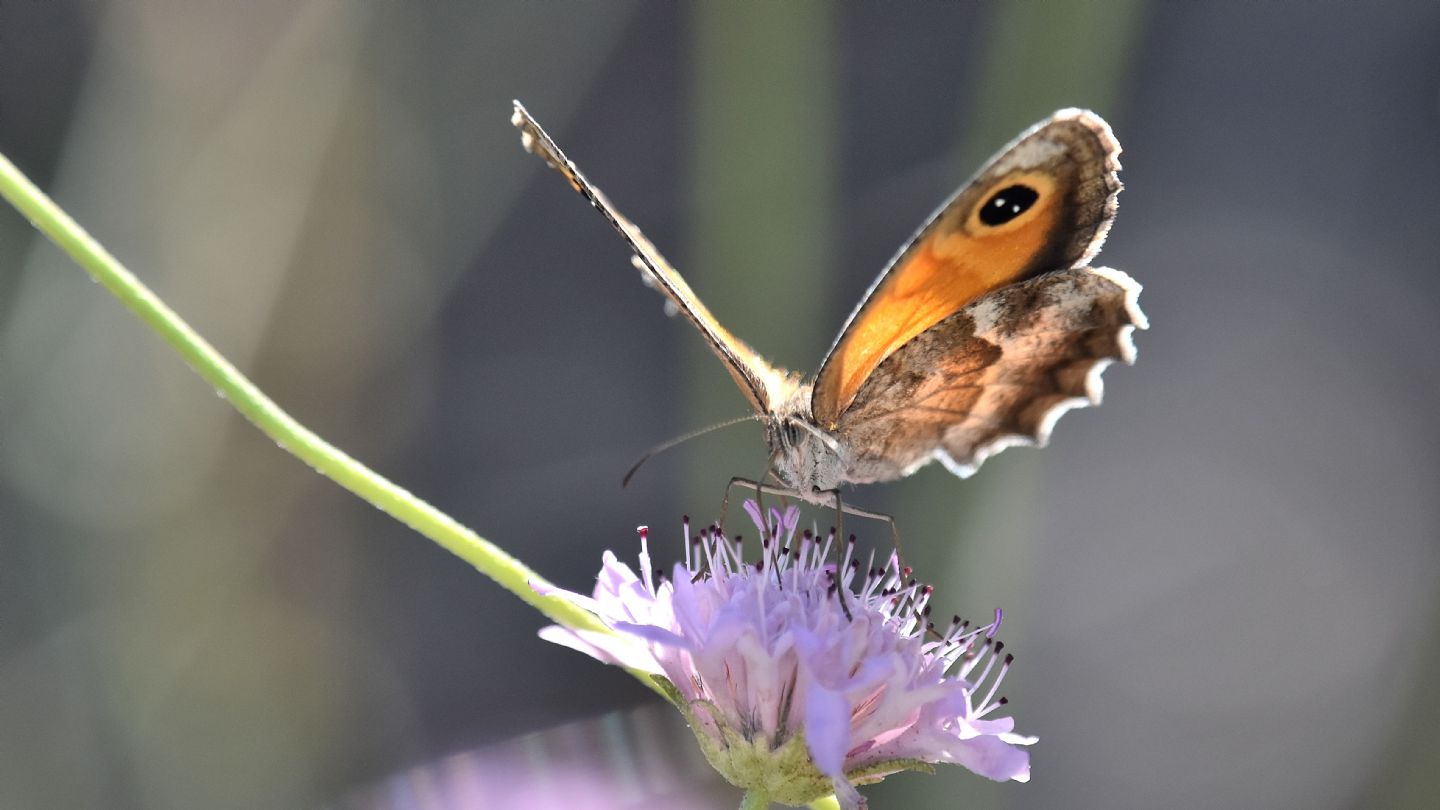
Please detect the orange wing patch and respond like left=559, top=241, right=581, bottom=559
left=834, top=265, right=1146, bottom=484
left=813, top=170, right=1061, bottom=427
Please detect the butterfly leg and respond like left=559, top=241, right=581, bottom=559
left=721, top=476, right=793, bottom=538
left=825, top=495, right=902, bottom=553
left=717, top=477, right=752, bottom=535
left=825, top=496, right=908, bottom=600
left=721, top=476, right=791, bottom=592
left=720, top=480, right=909, bottom=622
left=722, top=478, right=899, bottom=546
left=721, top=478, right=858, bottom=516
left=817, top=489, right=915, bottom=624
left=820, top=488, right=857, bottom=622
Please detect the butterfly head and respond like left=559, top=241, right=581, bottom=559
left=765, top=391, right=848, bottom=496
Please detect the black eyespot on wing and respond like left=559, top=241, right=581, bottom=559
left=978, top=184, right=1039, bottom=226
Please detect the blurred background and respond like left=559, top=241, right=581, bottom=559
left=2, top=1, right=1438, bottom=808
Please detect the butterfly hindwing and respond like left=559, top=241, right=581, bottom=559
left=833, top=265, right=1146, bottom=482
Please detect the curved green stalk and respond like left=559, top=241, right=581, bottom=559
left=739, top=790, right=770, bottom=810
left=0, top=150, right=663, bottom=696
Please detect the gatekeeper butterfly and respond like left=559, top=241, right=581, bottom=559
left=513, top=102, right=1145, bottom=500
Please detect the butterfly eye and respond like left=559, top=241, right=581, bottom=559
left=978, top=184, right=1039, bottom=227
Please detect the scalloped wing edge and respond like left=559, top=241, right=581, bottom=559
left=934, top=265, right=1147, bottom=478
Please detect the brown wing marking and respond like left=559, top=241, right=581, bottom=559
left=512, top=101, right=794, bottom=415
left=833, top=265, right=1146, bottom=483
left=812, top=109, right=1122, bottom=428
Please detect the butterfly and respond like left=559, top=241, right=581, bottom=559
left=513, top=102, right=1146, bottom=502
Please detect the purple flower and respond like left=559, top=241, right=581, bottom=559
left=537, top=503, right=1034, bottom=808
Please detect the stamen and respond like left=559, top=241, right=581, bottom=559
left=971, top=641, right=1000, bottom=688
left=976, top=654, right=1014, bottom=716
left=987, top=608, right=1004, bottom=638
left=683, top=516, right=693, bottom=570
left=638, top=526, right=654, bottom=593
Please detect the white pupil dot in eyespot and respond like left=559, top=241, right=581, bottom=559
left=979, top=183, right=1039, bottom=226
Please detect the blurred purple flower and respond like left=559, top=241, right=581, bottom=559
left=537, top=502, right=1034, bottom=808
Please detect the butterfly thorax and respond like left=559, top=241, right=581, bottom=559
left=765, top=385, right=851, bottom=498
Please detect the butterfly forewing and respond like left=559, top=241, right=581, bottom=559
left=810, top=109, right=1123, bottom=429
left=512, top=102, right=796, bottom=416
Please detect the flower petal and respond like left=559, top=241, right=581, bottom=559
left=832, top=776, right=868, bottom=810
left=947, top=734, right=1033, bottom=783
left=536, top=626, right=661, bottom=673
left=612, top=620, right=693, bottom=651
left=802, top=683, right=852, bottom=778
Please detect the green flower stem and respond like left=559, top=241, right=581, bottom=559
left=807, top=797, right=840, bottom=810
left=739, top=790, right=770, bottom=810
left=0, top=151, right=666, bottom=695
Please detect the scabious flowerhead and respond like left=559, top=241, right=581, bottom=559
left=537, top=503, right=1035, bottom=808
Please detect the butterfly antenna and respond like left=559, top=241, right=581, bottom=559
left=622, top=414, right=761, bottom=488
